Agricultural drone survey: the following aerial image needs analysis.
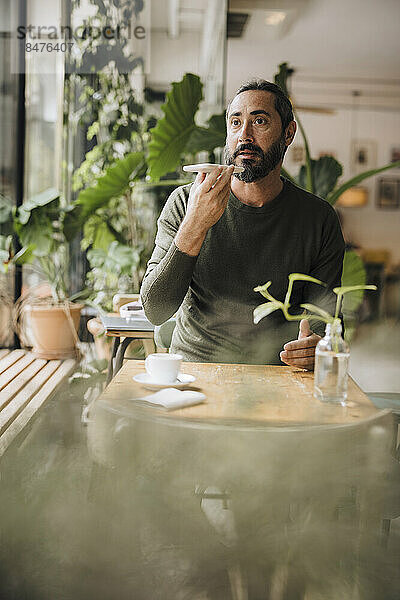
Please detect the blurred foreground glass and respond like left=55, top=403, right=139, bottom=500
left=0, top=6, right=16, bottom=346
left=314, top=320, right=350, bottom=404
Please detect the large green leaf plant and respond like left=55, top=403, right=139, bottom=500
left=147, top=73, right=226, bottom=180
left=67, top=72, right=227, bottom=310
left=274, top=62, right=400, bottom=333
left=65, top=0, right=160, bottom=310
left=65, top=152, right=148, bottom=310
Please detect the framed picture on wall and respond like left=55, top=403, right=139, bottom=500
left=390, top=147, right=400, bottom=164
left=289, top=145, right=305, bottom=164
left=376, top=178, right=400, bottom=209
left=351, top=139, right=377, bottom=173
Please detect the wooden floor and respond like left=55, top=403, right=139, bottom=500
left=0, top=349, right=76, bottom=458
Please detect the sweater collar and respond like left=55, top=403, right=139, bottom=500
left=229, top=177, right=289, bottom=213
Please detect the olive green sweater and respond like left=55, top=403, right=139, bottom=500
left=140, top=178, right=345, bottom=364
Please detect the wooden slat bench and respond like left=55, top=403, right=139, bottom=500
left=0, top=349, right=76, bottom=458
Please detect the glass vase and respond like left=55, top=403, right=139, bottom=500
left=314, top=320, right=350, bottom=404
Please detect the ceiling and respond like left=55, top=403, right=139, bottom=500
left=151, top=0, right=210, bottom=33
left=226, top=0, right=400, bottom=110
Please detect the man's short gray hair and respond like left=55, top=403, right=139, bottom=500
left=227, top=79, right=294, bottom=131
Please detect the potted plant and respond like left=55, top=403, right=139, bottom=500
left=254, top=273, right=377, bottom=402
left=0, top=188, right=87, bottom=359
left=273, top=63, right=400, bottom=335
left=65, top=72, right=227, bottom=311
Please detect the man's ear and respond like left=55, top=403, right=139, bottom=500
left=284, top=121, right=297, bottom=147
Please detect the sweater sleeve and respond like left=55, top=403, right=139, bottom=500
left=140, top=186, right=198, bottom=325
left=303, top=205, right=345, bottom=336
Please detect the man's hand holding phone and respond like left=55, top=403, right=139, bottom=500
left=175, top=165, right=235, bottom=256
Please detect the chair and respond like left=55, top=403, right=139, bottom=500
left=87, top=403, right=395, bottom=599
left=367, top=391, right=400, bottom=543
left=367, top=391, right=400, bottom=411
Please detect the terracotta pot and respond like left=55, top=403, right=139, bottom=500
left=27, top=303, right=83, bottom=359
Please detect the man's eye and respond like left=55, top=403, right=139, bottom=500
left=255, top=117, right=266, bottom=125
left=231, top=119, right=240, bottom=127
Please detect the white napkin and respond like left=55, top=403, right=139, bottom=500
left=135, top=388, right=206, bottom=411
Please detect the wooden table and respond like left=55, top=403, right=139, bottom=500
left=97, top=360, right=381, bottom=427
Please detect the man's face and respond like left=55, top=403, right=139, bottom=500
left=224, top=90, right=288, bottom=183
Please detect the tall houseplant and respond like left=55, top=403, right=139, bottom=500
left=65, top=0, right=155, bottom=309
left=66, top=73, right=227, bottom=311
left=274, top=62, right=400, bottom=333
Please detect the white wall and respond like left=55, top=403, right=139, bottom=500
left=148, top=31, right=201, bottom=88
left=283, top=108, right=400, bottom=264
left=226, top=0, right=400, bottom=100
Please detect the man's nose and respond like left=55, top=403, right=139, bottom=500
left=238, top=122, right=254, bottom=143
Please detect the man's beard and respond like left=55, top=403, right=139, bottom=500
left=224, top=133, right=286, bottom=183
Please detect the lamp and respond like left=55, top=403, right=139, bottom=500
left=337, top=90, right=368, bottom=208
left=337, top=186, right=368, bottom=207
left=265, top=11, right=287, bottom=25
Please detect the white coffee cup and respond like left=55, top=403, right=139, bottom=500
left=144, top=353, right=183, bottom=384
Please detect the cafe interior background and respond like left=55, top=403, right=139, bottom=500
left=0, top=0, right=400, bottom=598
left=1, top=0, right=399, bottom=391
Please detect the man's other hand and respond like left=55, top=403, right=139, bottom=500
left=279, top=319, right=321, bottom=371
left=175, top=165, right=234, bottom=256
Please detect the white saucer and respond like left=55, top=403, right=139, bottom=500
left=133, top=372, right=196, bottom=390
left=183, top=163, right=244, bottom=174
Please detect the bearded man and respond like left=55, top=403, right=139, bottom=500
left=140, top=80, right=345, bottom=369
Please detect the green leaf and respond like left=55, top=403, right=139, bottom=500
left=83, top=215, right=116, bottom=251
left=285, top=273, right=326, bottom=307
left=64, top=152, right=146, bottom=241
left=86, top=247, right=107, bottom=269
left=16, top=188, right=60, bottom=225
left=13, top=244, right=35, bottom=265
left=274, top=62, right=314, bottom=192
left=334, top=284, right=377, bottom=295
left=298, top=157, right=342, bottom=199
left=254, top=281, right=275, bottom=301
left=280, top=167, right=298, bottom=186
left=87, top=121, right=99, bottom=141
left=187, top=112, right=227, bottom=154
left=253, top=301, right=283, bottom=324
left=340, top=250, right=367, bottom=315
left=68, top=288, right=92, bottom=303
left=87, top=241, right=140, bottom=276
left=326, top=161, right=400, bottom=205
left=147, top=73, right=203, bottom=180
left=16, top=211, right=54, bottom=256
left=295, top=119, right=314, bottom=192
left=273, top=62, right=292, bottom=96
left=288, top=273, right=325, bottom=286
left=300, top=303, right=333, bottom=322
left=107, top=241, right=140, bottom=273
